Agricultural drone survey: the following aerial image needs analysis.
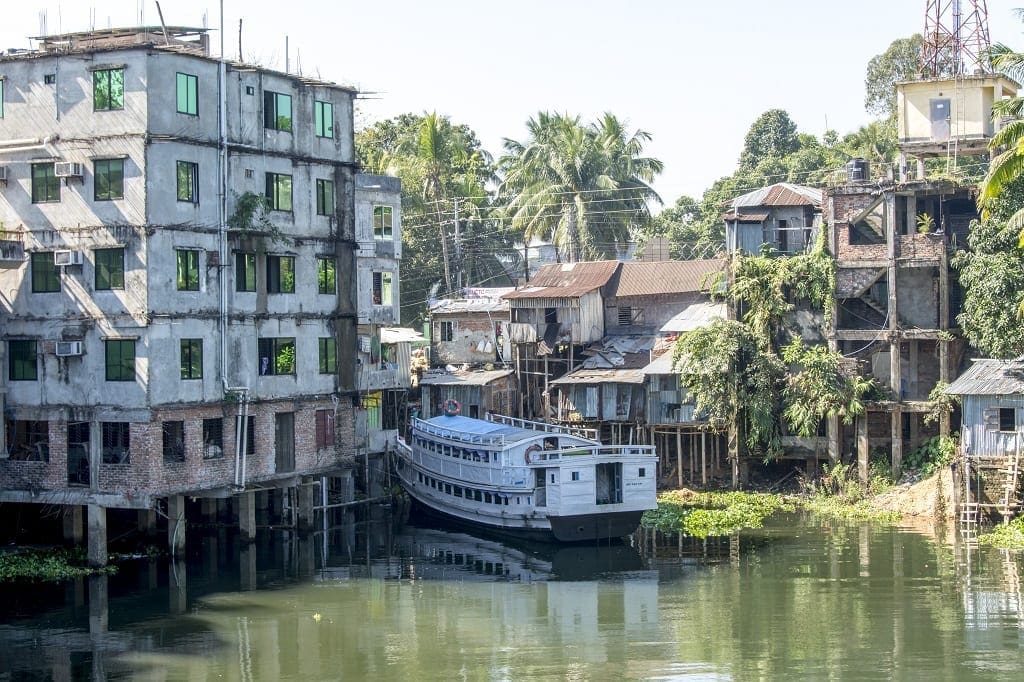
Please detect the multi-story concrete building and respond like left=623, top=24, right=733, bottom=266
left=0, top=26, right=366, bottom=563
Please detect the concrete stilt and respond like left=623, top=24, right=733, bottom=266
left=137, top=509, right=157, bottom=537
left=86, top=505, right=107, bottom=568
left=240, top=544, right=258, bottom=591
left=63, top=505, right=84, bottom=546
left=339, top=470, right=355, bottom=503
left=169, top=558, right=187, bottom=614
left=88, top=574, right=109, bottom=634
left=201, top=498, right=218, bottom=522
left=239, top=491, right=257, bottom=543
left=296, top=483, right=315, bottom=533
left=167, top=495, right=187, bottom=558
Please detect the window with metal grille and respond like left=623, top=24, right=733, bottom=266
left=440, top=320, right=454, bottom=342
left=162, top=421, right=185, bottom=463
left=101, top=422, right=130, bottom=464
left=203, top=418, right=223, bottom=459
left=5, top=419, right=49, bottom=461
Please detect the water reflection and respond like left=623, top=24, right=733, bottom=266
left=1, top=510, right=1023, bottom=679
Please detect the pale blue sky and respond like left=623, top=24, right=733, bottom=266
left=3, top=1, right=1024, bottom=205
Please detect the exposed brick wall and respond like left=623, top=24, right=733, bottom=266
left=836, top=226, right=888, bottom=261
left=432, top=314, right=500, bottom=365
left=836, top=267, right=885, bottom=297
left=829, top=191, right=878, bottom=224
left=0, top=399, right=357, bottom=499
left=896, top=234, right=944, bottom=260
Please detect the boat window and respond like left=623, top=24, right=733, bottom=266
left=493, top=495, right=502, bottom=506
left=417, top=472, right=423, bottom=483
left=503, top=497, right=509, bottom=506
left=639, top=467, right=646, bottom=478
left=516, top=497, right=521, bottom=504
left=474, top=490, right=483, bottom=502
left=484, top=492, right=492, bottom=503
left=571, top=471, right=580, bottom=481
left=454, top=486, right=463, bottom=497
left=544, top=436, right=557, bottom=449
left=444, top=483, right=451, bottom=494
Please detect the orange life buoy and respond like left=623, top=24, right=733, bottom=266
left=525, top=444, right=540, bottom=464
left=443, top=398, right=460, bottom=416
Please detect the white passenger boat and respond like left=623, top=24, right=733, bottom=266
left=394, top=409, right=658, bottom=542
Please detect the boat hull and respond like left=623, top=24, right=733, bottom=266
left=405, top=491, right=640, bottom=543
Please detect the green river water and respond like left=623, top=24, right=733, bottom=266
left=1, top=509, right=1023, bottom=680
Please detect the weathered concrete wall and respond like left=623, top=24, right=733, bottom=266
left=432, top=313, right=499, bottom=365
left=603, top=292, right=704, bottom=333
left=896, top=268, right=939, bottom=329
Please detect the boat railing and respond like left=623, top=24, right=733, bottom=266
left=411, top=417, right=508, bottom=445
left=486, top=414, right=599, bottom=440
left=529, top=444, right=657, bottom=463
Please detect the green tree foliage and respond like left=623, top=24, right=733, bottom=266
left=673, top=241, right=861, bottom=459
left=980, top=42, right=1024, bottom=240
left=864, top=35, right=924, bottom=118
left=357, top=113, right=505, bottom=323
left=953, top=213, right=1024, bottom=358
left=739, top=109, right=799, bottom=170
left=499, top=111, right=662, bottom=262
left=782, top=339, right=872, bottom=437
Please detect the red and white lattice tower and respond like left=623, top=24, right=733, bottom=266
left=922, top=0, right=991, bottom=76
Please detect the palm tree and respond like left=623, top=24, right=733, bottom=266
left=979, top=43, right=1024, bottom=238
left=499, top=112, right=662, bottom=262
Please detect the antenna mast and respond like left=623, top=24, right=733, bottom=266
left=922, top=0, right=991, bottom=76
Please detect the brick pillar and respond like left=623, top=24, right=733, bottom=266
left=87, top=505, right=107, bottom=568
left=167, top=495, right=186, bottom=558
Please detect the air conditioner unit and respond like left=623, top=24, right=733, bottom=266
left=54, top=162, right=83, bottom=178
left=54, top=250, right=84, bottom=266
left=55, top=341, right=83, bottom=357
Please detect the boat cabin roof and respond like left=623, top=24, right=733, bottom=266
left=417, top=414, right=592, bottom=447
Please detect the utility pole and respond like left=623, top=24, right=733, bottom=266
left=454, top=197, right=462, bottom=294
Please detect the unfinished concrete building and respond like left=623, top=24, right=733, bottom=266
left=0, top=27, right=363, bottom=564
left=826, top=178, right=972, bottom=475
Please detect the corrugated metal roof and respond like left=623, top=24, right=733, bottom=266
left=429, top=298, right=510, bottom=315
left=550, top=368, right=647, bottom=385
left=944, top=358, right=1024, bottom=396
left=722, top=211, right=769, bottom=222
left=503, top=261, right=620, bottom=300
left=642, top=351, right=677, bottom=375
left=731, top=183, right=823, bottom=209
left=610, top=259, right=725, bottom=297
left=419, top=369, right=514, bottom=386
left=660, top=302, right=727, bottom=332
left=578, top=336, right=655, bottom=370
left=380, top=327, right=425, bottom=344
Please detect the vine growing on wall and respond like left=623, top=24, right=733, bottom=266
left=227, top=191, right=290, bottom=244
left=674, top=232, right=860, bottom=461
